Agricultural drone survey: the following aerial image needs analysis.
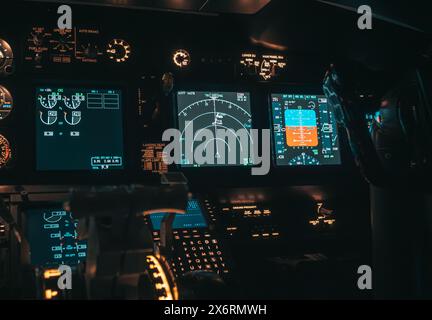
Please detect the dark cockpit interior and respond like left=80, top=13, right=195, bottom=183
left=1, top=0, right=432, bottom=302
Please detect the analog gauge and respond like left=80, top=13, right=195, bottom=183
left=39, top=110, right=58, bottom=125
left=75, top=28, right=104, bottom=63
left=50, top=28, right=75, bottom=54
left=64, top=110, right=82, bottom=125
left=288, top=153, right=320, bottom=166
left=63, top=92, right=85, bottom=109
left=106, top=39, right=131, bottom=63
left=0, top=39, right=14, bottom=76
left=173, top=49, right=191, bottom=68
left=0, top=86, right=13, bottom=120
left=76, top=43, right=102, bottom=62
left=0, top=134, right=12, bottom=168
left=38, top=91, right=61, bottom=109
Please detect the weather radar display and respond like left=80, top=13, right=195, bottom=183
left=176, top=91, right=253, bottom=167
left=271, top=93, right=341, bottom=166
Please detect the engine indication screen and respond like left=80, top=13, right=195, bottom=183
left=149, top=199, right=208, bottom=230
left=271, top=93, right=341, bottom=166
left=25, top=208, right=87, bottom=267
left=36, top=87, right=124, bottom=171
left=176, top=91, right=253, bottom=167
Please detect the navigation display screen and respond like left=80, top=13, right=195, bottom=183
left=26, top=207, right=87, bottom=267
left=149, top=199, right=208, bottom=230
left=36, top=87, right=124, bottom=171
left=176, top=91, right=253, bottom=167
left=271, top=93, right=341, bottom=166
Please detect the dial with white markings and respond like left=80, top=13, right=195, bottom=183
left=177, top=91, right=253, bottom=167
left=288, top=153, right=320, bottom=166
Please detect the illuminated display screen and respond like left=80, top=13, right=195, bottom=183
left=26, top=208, right=87, bottom=267
left=271, top=93, right=341, bottom=166
left=36, top=87, right=124, bottom=171
left=149, top=199, right=208, bottom=230
left=141, top=143, right=168, bottom=174
left=176, top=91, right=253, bottom=167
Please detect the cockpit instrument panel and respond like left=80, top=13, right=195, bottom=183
left=240, top=53, right=287, bottom=81
left=35, top=87, right=124, bottom=171
left=75, top=29, right=104, bottom=63
left=149, top=199, right=208, bottom=230
left=24, top=26, right=130, bottom=69
left=271, top=93, right=341, bottom=166
left=141, top=143, right=169, bottom=174
left=25, top=207, right=87, bottom=267
left=176, top=91, right=254, bottom=168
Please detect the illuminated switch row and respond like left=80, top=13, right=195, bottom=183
left=251, top=231, right=280, bottom=239
left=221, top=205, right=272, bottom=217
left=309, top=218, right=336, bottom=227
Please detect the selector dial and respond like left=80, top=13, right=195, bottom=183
left=173, top=49, right=191, bottom=68
left=106, top=39, right=131, bottom=63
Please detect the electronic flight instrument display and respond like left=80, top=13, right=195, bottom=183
left=36, top=87, right=124, bottom=171
left=25, top=208, right=87, bottom=267
left=176, top=91, right=253, bottom=167
left=271, top=93, right=341, bottom=166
